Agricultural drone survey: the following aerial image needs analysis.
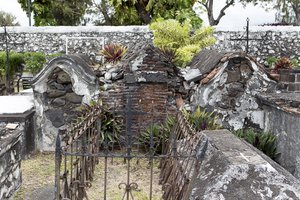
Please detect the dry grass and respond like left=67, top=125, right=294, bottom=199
left=86, top=158, right=163, bottom=200
left=13, top=153, right=163, bottom=200
left=13, top=153, right=55, bottom=200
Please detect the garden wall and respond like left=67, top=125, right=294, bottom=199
left=0, top=26, right=151, bottom=57
left=1, top=26, right=300, bottom=64
left=213, top=26, right=300, bottom=63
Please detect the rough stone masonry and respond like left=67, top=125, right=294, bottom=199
left=1, top=26, right=300, bottom=64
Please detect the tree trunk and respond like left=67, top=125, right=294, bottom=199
left=135, top=2, right=151, bottom=24
left=204, top=0, right=234, bottom=26
left=293, top=3, right=300, bottom=25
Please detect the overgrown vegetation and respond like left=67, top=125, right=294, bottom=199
left=233, top=129, right=279, bottom=160
left=0, top=51, right=24, bottom=78
left=0, top=51, right=64, bottom=77
left=73, top=100, right=123, bottom=148
left=150, top=19, right=216, bottom=67
left=23, top=52, right=47, bottom=75
left=182, top=106, right=221, bottom=131
left=139, top=115, right=176, bottom=154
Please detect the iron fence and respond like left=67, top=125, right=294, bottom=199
left=55, top=94, right=203, bottom=200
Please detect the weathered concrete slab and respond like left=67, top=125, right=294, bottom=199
left=257, top=92, right=300, bottom=179
left=190, top=130, right=300, bottom=200
left=0, top=96, right=34, bottom=114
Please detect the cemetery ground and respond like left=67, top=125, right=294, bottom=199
left=13, top=153, right=162, bottom=200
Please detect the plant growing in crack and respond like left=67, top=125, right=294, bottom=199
left=99, top=43, right=128, bottom=64
left=139, top=115, right=176, bottom=154
left=182, top=106, right=221, bottom=132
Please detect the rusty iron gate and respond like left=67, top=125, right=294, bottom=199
left=54, top=94, right=203, bottom=200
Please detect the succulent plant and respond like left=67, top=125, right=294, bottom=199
left=100, top=43, right=127, bottom=64
left=271, top=57, right=293, bottom=74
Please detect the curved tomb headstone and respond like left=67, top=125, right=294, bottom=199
left=32, top=54, right=98, bottom=151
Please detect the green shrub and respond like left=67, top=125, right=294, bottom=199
left=150, top=18, right=216, bottom=67
left=182, top=106, right=221, bottom=131
left=233, top=129, right=278, bottom=160
left=0, top=51, right=24, bottom=78
left=266, top=56, right=277, bottom=68
left=99, top=43, right=127, bottom=64
left=23, top=52, right=46, bottom=75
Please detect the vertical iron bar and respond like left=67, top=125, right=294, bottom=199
left=55, top=133, right=61, bottom=200
left=126, top=95, right=133, bottom=200
left=4, top=26, right=10, bottom=94
left=103, top=107, right=108, bottom=200
left=149, top=101, right=154, bottom=200
left=246, top=18, right=249, bottom=53
left=70, top=143, right=73, bottom=199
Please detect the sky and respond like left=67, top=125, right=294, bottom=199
left=0, top=0, right=277, bottom=27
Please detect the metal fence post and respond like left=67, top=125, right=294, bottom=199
left=55, top=133, right=62, bottom=200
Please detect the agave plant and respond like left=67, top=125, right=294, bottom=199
left=233, top=129, right=279, bottom=160
left=158, top=47, right=178, bottom=63
left=182, top=106, right=221, bottom=132
left=139, top=115, right=176, bottom=154
left=271, top=57, right=294, bottom=74
left=100, top=43, right=128, bottom=63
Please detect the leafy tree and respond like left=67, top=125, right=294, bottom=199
left=18, top=0, right=92, bottom=26
left=0, top=11, right=20, bottom=26
left=86, top=0, right=119, bottom=25
left=109, top=0, right=203, bottom=27
left=150, top=19, right=216, bottom=67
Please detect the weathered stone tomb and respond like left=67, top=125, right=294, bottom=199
left=32, top=54, right=99, bottom=151
left=187, top=50, right=277, bottom=130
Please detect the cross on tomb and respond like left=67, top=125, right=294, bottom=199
left=230, top=18, right=263, bottom=53
left=0, top=26, right=25, bottom=93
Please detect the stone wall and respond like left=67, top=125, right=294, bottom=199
left=0, top=124, right=22, bottom=199
left=0, top=26, right=151, bottom=57
left=1, top=26, right=300, bottom=64
left=189, top=130, right=300, bottom=199
left=213, top=26, right=300, bottom=63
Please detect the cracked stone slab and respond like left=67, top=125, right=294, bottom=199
left=189, top=130, right=300, bottom=200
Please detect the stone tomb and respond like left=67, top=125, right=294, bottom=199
left=188, top=50, right=277, bottom=130
left=0, top=124, right=22, bottom=200
left=32, top=54, right=98, bottom=151
left=0, top=95, right=35, bottom=158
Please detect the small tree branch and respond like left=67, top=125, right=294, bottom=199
left=214, top=0, right=235, bottom=25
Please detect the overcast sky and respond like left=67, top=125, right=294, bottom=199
left=0, top=0, right=276, bottom=27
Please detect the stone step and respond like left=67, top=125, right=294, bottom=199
left=279, top=69, right=300, bottom=83
left=288, top=83, right=300, bottom=92
left=277, top=82, right=300, bottom=92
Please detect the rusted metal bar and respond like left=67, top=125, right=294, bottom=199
left=55, top=133, right=62, bottom=200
